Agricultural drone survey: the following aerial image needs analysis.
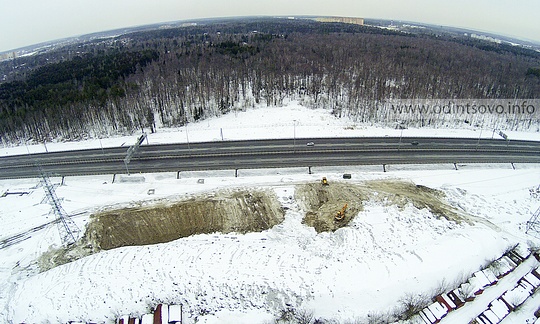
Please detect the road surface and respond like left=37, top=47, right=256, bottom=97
left=0, top=137, right=539, bottom=179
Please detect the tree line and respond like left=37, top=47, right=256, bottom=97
left=0, top=18, right=539, bottom=145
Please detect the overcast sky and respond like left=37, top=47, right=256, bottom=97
left=1, top=0, right=539, bottom=53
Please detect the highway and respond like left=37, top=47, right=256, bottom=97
left=0, top=137, right=539, bottom=179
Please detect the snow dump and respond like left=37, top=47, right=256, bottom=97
left=39, top=189, right=284, bottom=271
left=297, top=179, right=466, bottom=232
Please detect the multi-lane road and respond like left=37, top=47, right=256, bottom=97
left=0, top=137, right=539, bottom=179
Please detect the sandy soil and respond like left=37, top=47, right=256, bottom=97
left=39, top=188, right=284, bottom=271
left=39, top=180, right=464, bottom=272
left=296, top=179, right=464, bottom=232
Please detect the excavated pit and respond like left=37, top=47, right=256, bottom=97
left=296, top=181, right=366, bottom=232
left=39, top=188, right=284, bottom=271
left=39, top=180, right=463, bottom=271
left=86, top=189, right=285, bottom=251
left=296, top=179, right=464, bottom=233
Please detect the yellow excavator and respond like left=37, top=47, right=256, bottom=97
left=322, top=177, right=329, bottom=186
left=335, top=203, right=347, bottom=221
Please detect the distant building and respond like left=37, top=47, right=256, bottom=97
left=470, top=33, right=502, bottom=44
left=314, top=17, right=364, bottom=26
left=0, top=51, right=17, bottom=62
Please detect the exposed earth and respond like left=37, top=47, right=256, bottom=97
left=297, top=179, right=465, bottom=233
left=86, top=189, right=285, bottom=250
left=39, top=180, right=465, bottom=272
left=39, top=188, right=285, bottom=271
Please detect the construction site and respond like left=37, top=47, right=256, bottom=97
left=38, top=177, right=466, bottom=272
left=2, top=163, right=538, bottom=323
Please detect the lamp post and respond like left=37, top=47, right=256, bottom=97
left=99, top=138, right=104, bottom=154
left=293, top=120, right=297, bottom=152
left=476, top=128, right=483, bottom=150
left=184, top=119, right=190, bottom=151
left=397, top=121, right=404, bottom=152
left=399, top=129, right=403, bottom=147
left=124, top=160, right=130, bottom=175
left=476, top=116, right=485, bottom=151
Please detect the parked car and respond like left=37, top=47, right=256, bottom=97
left=306, top=142, right=315, bottom=146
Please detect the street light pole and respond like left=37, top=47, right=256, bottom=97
left=185, top=123, right=190, bottom=150
left=476, top=116, right=485, bottom=151
left=476, top=128, right=483, bottom=150
left=398, top=128, right=403, bottom=151
left=293, top=120, right=297, bottom=152
left=99, top=138, right=104, bottom=154
left=124, top=161, right=130, bottom=175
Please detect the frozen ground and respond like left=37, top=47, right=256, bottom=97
left=0, top=102, right=539, bottom=323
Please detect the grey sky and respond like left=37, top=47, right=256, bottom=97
left=1, top=0, right=539, bottom=53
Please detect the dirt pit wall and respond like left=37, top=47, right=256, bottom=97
left=296, top=179, right=463, bottom=233
left=39, top=180, right=462, bottom=271
left=85, top=189, right=285, bottom=251
left=296, top=181, right=367, bottom=232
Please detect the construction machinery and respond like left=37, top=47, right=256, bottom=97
left=335, top=203, right=347, bottom=221
left=321, top=177, right=329, bottom=186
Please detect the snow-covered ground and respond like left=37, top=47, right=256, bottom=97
left=3, top=102, right=540, bottom=156
left=1, top=102, right=539, bottom=323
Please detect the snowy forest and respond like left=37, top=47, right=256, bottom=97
left=1, top=17, right=540, bottom=144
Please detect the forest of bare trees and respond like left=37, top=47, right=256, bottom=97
left=1, top=18, right=539, bottom=145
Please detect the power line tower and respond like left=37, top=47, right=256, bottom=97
left=41, top=173, right=81, bottom=245
left=525, top=206, right=540, bottom=239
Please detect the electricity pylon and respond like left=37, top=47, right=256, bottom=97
left=41, top=173, right=80, bottom=245
left=526, top=206, right=540, bottom=239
